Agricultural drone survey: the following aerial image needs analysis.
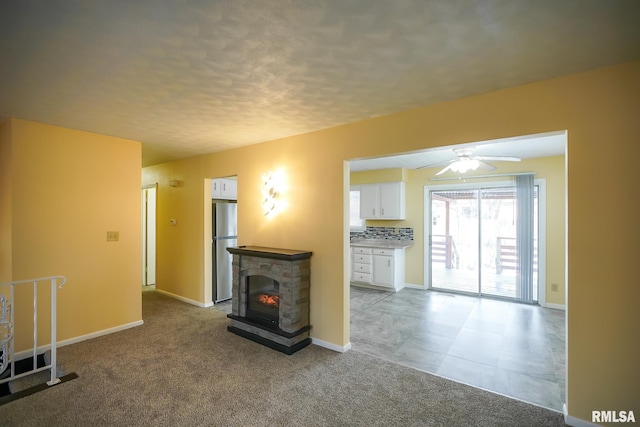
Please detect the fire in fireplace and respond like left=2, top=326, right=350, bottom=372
left=246, top=275, right=280, bottom=325
left=258, top=294, right=279, bottom=307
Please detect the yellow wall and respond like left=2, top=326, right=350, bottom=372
left=143, top=61, right=639, bottom=423
left=0, top=119, right=13, bottom=283
left=351, top=155, right=566, bottom=306
left=143, top=136, right=349, bottom=341
left=350, top=167, right=406, bottom=184
left=2, top=119, right=143, bottom=351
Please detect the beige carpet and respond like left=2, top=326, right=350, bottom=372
left=0, top=290, right=565, bottom=426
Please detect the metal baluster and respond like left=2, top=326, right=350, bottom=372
left=48, top=277, right=60, bottom=385
left=33, top=281, right=37, bottom=372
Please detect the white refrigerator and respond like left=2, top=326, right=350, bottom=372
left=212, top=201, right=237, bottom=303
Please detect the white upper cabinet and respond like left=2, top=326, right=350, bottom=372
left=359, top=182, right=405, bottom=220
left=379, top=182, right=405, bottom=219
left=359, top=184, right=379, bottom=219
left=212, top=178, right=237, bottom=200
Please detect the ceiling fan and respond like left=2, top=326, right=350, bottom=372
left=422, top=147, right=521, bottom=176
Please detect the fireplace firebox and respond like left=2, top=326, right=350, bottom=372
left=226, top=246, right=312, bottom=354
left=246, top=275, right=280, bottom=325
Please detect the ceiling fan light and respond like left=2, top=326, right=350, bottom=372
left=459, top=162, right=472, bottom=173
left=451, top=158, right=479, bottom=173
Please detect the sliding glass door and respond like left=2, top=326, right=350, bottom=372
left=428, top=180, right=539, bottom=302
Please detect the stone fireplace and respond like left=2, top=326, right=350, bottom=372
left=226, top=246, right=312, bottom=354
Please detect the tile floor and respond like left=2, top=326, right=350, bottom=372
left=349, top=286, right=566, bottom=411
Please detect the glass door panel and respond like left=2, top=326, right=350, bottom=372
left=430, top=190, right=479, bottom=294
left=480, top=187, right=517, bottom=298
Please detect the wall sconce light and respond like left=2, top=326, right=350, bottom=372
left=261, top=171, right=279, bottom=216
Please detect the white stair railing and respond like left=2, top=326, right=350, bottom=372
left=0, top=275, right=67, bottom=387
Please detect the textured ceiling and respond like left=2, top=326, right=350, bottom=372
left=1, top=1, right=639, bottom=167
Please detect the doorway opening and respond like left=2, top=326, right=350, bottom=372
left=208, top=176, right=238, bottom=309
left=348, top=131, right=566, bottom=410
left=142, top=184, right=157, bottom=287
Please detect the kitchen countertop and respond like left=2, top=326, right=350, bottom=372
left=350, top=239, right=413, bottom=249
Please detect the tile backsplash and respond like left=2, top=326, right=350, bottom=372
left=351, top=226, right=413, bottom=241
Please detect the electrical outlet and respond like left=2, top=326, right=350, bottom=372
left=106, top=231, right=119, bottom=242
left=551, top=283, right=559, bottom=292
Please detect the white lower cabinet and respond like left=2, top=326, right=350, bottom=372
left=351, top=247, right=372, bottom=284
left=373, top=253, right=394, bottom=287
left=351, top=246, right=405, bottom=292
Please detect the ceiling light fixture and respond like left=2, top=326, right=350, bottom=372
left=449, top=158, right=480, bottom=174
left=419, top=147, right=521, bottom=175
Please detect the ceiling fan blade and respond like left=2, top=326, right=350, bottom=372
left=475, top=155, right=521, bottom=162
left=417, top=159, right=454, bottom=169
left=476, top=160, right=497, bottom=171
left=435, top=164, right=454, bottom=176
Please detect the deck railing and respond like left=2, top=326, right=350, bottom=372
left=0, top=275, right=67, bottom=387
left=432, top=235, right=459, bottom=269
left=496, top=237, right=538, bottom=274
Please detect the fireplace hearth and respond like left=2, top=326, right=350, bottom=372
left=226, top=246, right=312, bottom=354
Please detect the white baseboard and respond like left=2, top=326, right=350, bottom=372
left=544, top=302, right=566, bottom=310
left=312, top=338, right=352, bottom=353
left=403, top=283, right=425, bottom=290
left=155, top=288, right=209, bottom=308
left=13, top=320, right=144, bottom=361
left=564, top=403, right=599, bottom=427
